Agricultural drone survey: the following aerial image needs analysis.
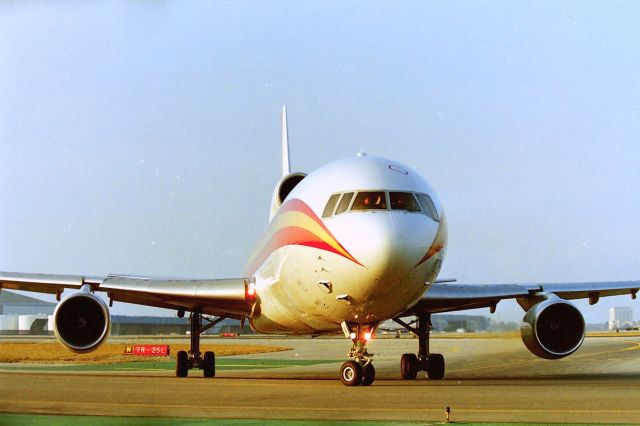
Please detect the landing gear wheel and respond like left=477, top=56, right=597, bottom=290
left=176, top=350, right=188, bottom=378
left=360, top=363, right=376, bottom=386
left=400, top=353, right=418, bottom=380
left=340, top=361, right=363, bottom=386
left=426, top=353, right=445, bottom=380
left=203, top=351, right=216, bottom=378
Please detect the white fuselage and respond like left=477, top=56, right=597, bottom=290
left=247, top=155, right=447, bottom=334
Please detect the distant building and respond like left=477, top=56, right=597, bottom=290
left=431, top=314, right=490, bottom=332
left=0, top=289, right=55, bottom=315
left=0, top=290, right=55, bottom=335
left=608, top=306, right=634, bottom=330
left=110, top=316, right=189, bottom=335
left=380, top=314, right=490, bottom=333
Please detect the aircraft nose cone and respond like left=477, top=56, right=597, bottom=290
left=343, top=213, right=396, bottom=272
left=339, top=212, right=439, bottom=277
left=389, top=212, right=440, bottom=271
left=326, top=210, right=442, bottom=321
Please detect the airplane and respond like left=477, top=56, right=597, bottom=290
left=1, top=106, right=639, bottom=386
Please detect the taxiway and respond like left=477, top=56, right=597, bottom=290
left=2, top=335, right=640, bottom=423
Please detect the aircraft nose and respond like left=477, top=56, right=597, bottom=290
left=388, top=212, right=440, bottom=271
left=344, top=212, right=438, bottom=278
left=327, top=211, right=441, bottom=319
left=343, top=213, right=396, bottom=272
left=333, top=211, right=438, bottom=317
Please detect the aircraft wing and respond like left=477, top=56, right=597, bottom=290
left=0, top=271, right=253, bottom=318
left=404, top=280, right=640, bottom=315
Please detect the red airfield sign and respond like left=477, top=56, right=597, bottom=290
left=124, top=344, right=170, bottom=356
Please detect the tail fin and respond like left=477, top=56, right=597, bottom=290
left=281, top=105, right=290, bottom=177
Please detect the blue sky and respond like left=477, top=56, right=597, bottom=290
left=1, top=2, right=639, bottom=323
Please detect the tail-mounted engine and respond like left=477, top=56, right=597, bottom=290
left=53, top=285, right=111, bottom=353
left=270, top=172, right=306, bottom=220
left=521, top=297, right=585, bottom=359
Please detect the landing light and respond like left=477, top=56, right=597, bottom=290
left=246, top=282, right=256, bottom=300
left=364, top=332, right=372, bottom=341
left=349, top=332, right=357, bottom=340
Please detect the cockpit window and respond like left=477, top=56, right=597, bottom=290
left=351, top=191, right=387, bottom=210
left=416, top=193, right=439, bottom=222
left=322, top=193, right=341, bottom=218
left=389, top=192, right=421, bottom=212
left=322, top=190, right=439, bottom=220
left=334, top=192, right=354, bottom=215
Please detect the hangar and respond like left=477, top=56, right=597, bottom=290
left=0, top=289, right=55, bottom=315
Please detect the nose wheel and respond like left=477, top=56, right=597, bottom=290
left=340, top=360, right=362, bottom=386
left=340, top=322, right=377, bottom=386
left=361, top=362, right=376, bottom=385
left=394, top=313, right=446, bottom=380
left=340, top=360, right=376, bottom=386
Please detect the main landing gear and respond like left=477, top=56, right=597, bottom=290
left=176, top=310, right=225, bottom=378
left=394, top=313, right=445, bottom=380
left=339, top=322, right=377, bottom=386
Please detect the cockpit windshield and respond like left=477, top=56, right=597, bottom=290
left=322, top=193, right=341, bottom=218
left=416, top=193, right=439, bottom=222
left=351, top=191, right=387, bottom=210
left=322, top=190, right=439, bottom=221
left=335, top=192, right=354, bottom=215
left=389, top=192, right=420, bottom=212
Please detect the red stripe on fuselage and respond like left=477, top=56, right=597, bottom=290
left=245, top=199, right=362, bottom=275
left=415, top=244, right=443, bottom=267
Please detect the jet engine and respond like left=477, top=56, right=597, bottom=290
left=53, top=287, right=111, bottom=353
left=521, top=298, right=585, bottom=359
left=270, top=172, right=306, bottom=219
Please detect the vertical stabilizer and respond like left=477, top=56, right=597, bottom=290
left=281, top=105, right=290, bottom=177
left=270, top=105, right=306, bottom=220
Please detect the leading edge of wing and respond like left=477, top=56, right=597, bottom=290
left=101, top=276, right=253, bottom=317
left=405, top=283, right=537, bottom=314
left=538, top=280, right=640, bottom=301
left=405, top=280, right=640, bottom=315
left=0, top=271, right=254, bottom=318
left=0, top=271, right=101, bottom=294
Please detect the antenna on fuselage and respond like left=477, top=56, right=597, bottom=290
left=281, top=105, right=290, bottom=177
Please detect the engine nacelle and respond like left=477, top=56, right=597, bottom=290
left=53, top=287, right=111, bottom=353
left=521, top=298, right=585, bottom=359
left=270, top=172, right=306, bottom=220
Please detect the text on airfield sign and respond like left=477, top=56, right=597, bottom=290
left=123, top=345, right=170, bottom=356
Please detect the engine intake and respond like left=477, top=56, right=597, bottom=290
left=270, top=172, right=307, bottom=219
left=521, top=298, right=585, bottom=359
left=53, top=287, right=111, bottom=353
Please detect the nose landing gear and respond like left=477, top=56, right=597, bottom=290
left=339, top=322, right=377, bottom=386
left=394, top=313, right=445, bottom=380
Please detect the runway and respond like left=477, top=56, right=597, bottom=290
left=2, top=335, right=640, bottom=423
